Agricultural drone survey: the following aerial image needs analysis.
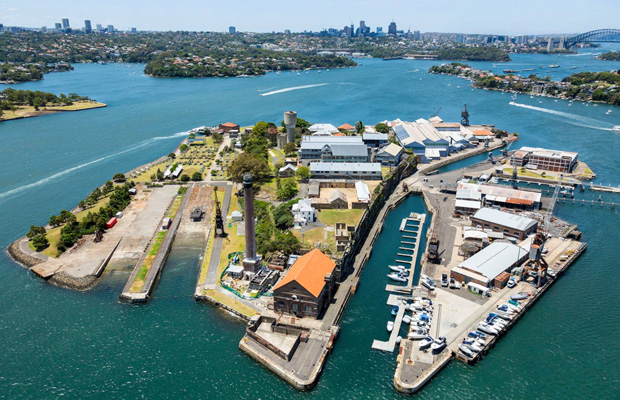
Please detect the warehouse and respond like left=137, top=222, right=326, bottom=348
left=511, top=146, right=579, bottom=173
left=310, top=162, right=382, bottom=180
left=455, top=182, right=542, bottom=212
left=471, top=208, right=538, bottom=240
left=299, top=136, right=368, bottom=163
left=451, top=241, right=529, bottom=287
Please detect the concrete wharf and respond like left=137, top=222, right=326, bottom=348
left=120, top=188, right=191, bottom=303
left=588, top=183, right=620, bottom=193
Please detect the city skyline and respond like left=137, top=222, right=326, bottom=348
left=1, top=0, right=619, bottom=35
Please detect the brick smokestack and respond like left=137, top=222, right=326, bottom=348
left=243, top=173, right=256, bottom=260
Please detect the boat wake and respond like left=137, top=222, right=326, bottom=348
left=260, top=83, right=328, bottom=96
left=0, top=131, right=189, bottom=201
left=508, top=102, right=614, bottom=132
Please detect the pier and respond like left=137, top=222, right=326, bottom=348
left=120, top=188, right=191, bottom=303
left=588, top=183, right=620, bottom=194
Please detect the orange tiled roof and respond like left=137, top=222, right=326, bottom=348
left=333, top=132, right=345, bottom=136
left=221, top=122, right=238, bottom=127
left=339, top=123, right=355, bottom=130
left=473, top=129, right=493, bottom=136
left=273, top=249, right=335, bottom=298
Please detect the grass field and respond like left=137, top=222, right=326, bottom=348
left=503, top=168, right=559, bottom=181
left=318, top=209, right=365, bottom=227
left=129, top=230, right=167, bottom=293
left=292, top=227, right=324, bottom=246
left=204, top=289, right=258, bottom=318
left=259, top=179, right=278, bottom=199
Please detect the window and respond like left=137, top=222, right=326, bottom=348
left=277, top=301, right=286, bottom=311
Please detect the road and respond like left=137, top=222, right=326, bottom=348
left=204, top=182, right=232, bottom=289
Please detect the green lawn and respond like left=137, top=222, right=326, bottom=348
left=503, top=168, right=558, bottom=181
left=259, top=179, right=278, bottom=198
left=204, top=289, right=258, bottom=318
left=318, top=209, right=365, bottom=227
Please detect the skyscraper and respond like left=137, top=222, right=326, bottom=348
left=229, top=26, right=236, bottom=34
left=62, top=18, right=70, bottom=29
left=55, top=23, right=62, bottom=31
left=107, top=25, right=115, bottom=33
left=96, top=24, right=103, bottom=32
left=84, top=20, right=92, bottom=34
left=388, top=21, right=397, bottom=35
left=413, top=30, right=421, bottom=40
left=131, top=27, right=137, bottom=34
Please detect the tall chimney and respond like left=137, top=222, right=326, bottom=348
left=242, top=173, right=260, bottom=272
left=284, top=110, right=297, bottom=144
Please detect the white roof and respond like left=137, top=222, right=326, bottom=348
left=378, top=143, right=403, bottom=157
left=519, top=146, right=578, bottom=162
left=231, top=210, right=243, bottom=217
left=425, top=148, right=441, bottom=158
left=311, top=130, right=333, bottom=136
left=429, top=115, right=443, bottom=123
left=457, top=241, right=528, bottom=281
left=455, top=199, right=482, bottom=210
left=279, top=164, right=298, bottom=172
left=362, top=133, right=388, bottom=141
left=310, top=162, right=382, bottom=173
left=308, top=123, right=339, bottom=133
left=227, top=265, right=244, bottom=274
left=355, top=181, right=370, bottom=202
left=472, top=208, right=538, bottom=231
left=463, top=230, right=488, bottom=240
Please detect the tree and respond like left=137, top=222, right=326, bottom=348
left=212, top=132, right=223, bottom=144
left=276, top=178, right=298, bottom=201
left=156, top=168, right=164, bottom=181
left=228, top=152, right=271, bottom=183
left=191, top=171, right=202, bottom=181
left=283, top=142, right=296, bottom=155
left=355, top=120, right=365, bottom=134
left=179, top=144, right=189, bottom=153
left=180, top=174, right=190, bottom=182
left=27, top=225, right=46, bottom=239
left=32, top=234, right=49, bottom=251
left=168, top=152, right=176, bottom=159
left=296, top=118, right=311, bottom=130
left=295, top=166, right=310, bottom=181
left=113, top=173, right=126, bottom=182
left=375, top=122, right=389, bottom=133
left=252, top=121, right=272, bottom=137
left=273, top=203, right=295, bottom=230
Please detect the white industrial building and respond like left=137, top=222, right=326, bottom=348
left=355, top=181, right=371, bottom=203
left=471, top=208, right=538, bottom=240
left=299, top=136, right=368, bottom=163
left=455, top=182, right=542, bottom=214
left=451, top=241, right=529, bottom=287
left=310, top=162, right=382, bottom=180
left=308, top=123, right=339, bottom=135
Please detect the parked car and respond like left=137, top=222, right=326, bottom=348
left=441, top=274, right=448, bottom=287
left=507, top=278, right=516, bottom=288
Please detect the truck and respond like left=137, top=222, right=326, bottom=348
left=161, top=217, right=172, bottom=230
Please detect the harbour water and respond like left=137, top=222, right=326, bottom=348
left=1, top=47, right=619, bottom=398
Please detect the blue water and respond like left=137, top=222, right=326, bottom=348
left=1, top=47, right=620, bottom=398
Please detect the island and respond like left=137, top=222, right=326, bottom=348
left=0, top=88, right=106, bottom=121
left=599, top=51, right=620, bottom=61
left=436, top=46, right=511, bottom=62
left=429, top=62, right=620, bottom=105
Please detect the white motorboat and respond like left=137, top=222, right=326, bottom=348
left=477, top=322, right=499, bottom=335
left=462, top=339, right=483, bottom=353
left=459, top=344, right=475, bottom=358
left=491, top=311, right=514, bottom=321
left=431, top=336, right=447, bottom=352
left=498, top=304, right=518, bottom=314
left=387, top=273, right=407, bottom=282
left=419, top=336, right=434, bottom=348
left=402, top=315, right=411, bottom=324
left=421, top=278, right=435, bottom=291
left=387, top=321, right=394, bottom=332
left=389, top=265, right=408, bottom=273
left=612, top=125, right=620, bottom=131
left=408, top=329, right=428, bottom=340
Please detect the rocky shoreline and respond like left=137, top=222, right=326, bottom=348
left=7, top=238, right=43, bottom=269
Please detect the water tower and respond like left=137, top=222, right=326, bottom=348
left=284, top=111, right=297, bottom=144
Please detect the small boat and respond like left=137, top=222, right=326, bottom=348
left=421, top=279, right=435, bottom=291
left=388, top=273, right=407, bottom=282
left=387, top=321, right=394, bottom=332
left=462, top=339, right=482, bottom=353
left=408, top=329, right=428, bottom=340
left=391, top=306, right=399, bottom=316
left=431, top=336, right=447, bottom=352
left=419, top=336, right=434, bottom=348
left=402, top=315, right=411, bottom=324
left=523, top=68, right=535, bottom=71
left=389, top=265, right=409, bottom=274
left=477, top=322, right=499, bottom=335
left=606, top=109, right=612, bottom=115
left=491, top=311, right=514, bottom=321
left=548, top=64, right=560, bottom=68
left=459, top=344, right=475, bottom=358
left=613, top=126, right=620, bottom=131
left=508, top=299, right=523, bottom=309
left=498, top=304, right=518, bottom=314
left=317, top=70, right=322, bottom=73
left=511, top=293, right=529, bottom=301
left=547, top=269, right=557, bottom=277
left=503, top=69, right=520, bottom=73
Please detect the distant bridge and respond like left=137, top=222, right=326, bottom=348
left=566, top=29, right=620, bottom=47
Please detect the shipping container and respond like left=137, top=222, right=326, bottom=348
left=106, top=217, right=118, bottom=229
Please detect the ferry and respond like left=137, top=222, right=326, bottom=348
left=503, top=69, right=520, bottom=73
left=613, top=125, right=620, bottom=132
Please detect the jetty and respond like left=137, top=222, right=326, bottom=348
left=120, top=188, right=191, bottom=302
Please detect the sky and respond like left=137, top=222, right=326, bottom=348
left=1, top=0, right=619, bottom=35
